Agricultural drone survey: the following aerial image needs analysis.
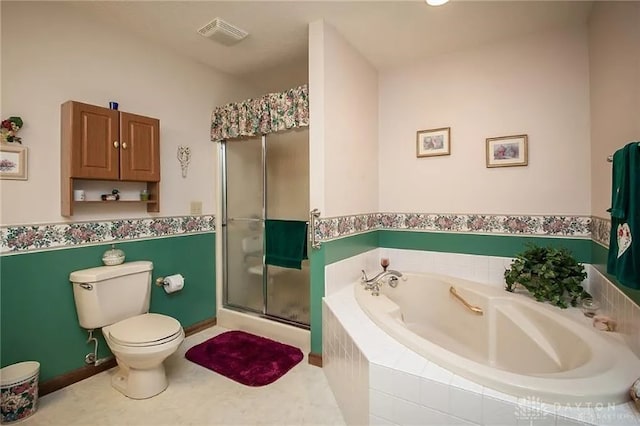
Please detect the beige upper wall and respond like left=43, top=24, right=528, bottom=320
left=309, top=21, right=326, bottom=214
left=589, top=1, right=640, bottom=218
left=5, top=3, right=627, bottom=226
left=0, top=1, right=254, bottom=226
left=378, top=25, right=591, bottom=216
left=267, top=129, right=310, bottom=221
left=309, top=20, right=379, bottom=218
left=243, top=58, right=309, bottom=95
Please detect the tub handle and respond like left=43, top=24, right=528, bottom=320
left=449, top=286, right=483, bottom=315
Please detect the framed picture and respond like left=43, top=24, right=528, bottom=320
left=0, top=144, right=28, bottom=180
left=416, top=127, right=451, bottom=158
left=486, top=134, right=528, bottom=168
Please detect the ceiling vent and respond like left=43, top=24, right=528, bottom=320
left=197, top=18, right=248, bottom=46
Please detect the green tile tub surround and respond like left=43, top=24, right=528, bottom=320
left=310, top=230, right=592, bottom=355
left=0, top=233, right=216, bottom=382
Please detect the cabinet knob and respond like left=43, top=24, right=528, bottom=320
left=122, top=142, right=128, bottom=150
left=113, top=141, right=119, bottom=148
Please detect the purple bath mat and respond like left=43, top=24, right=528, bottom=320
left=185, top=330, right=303, bottom=387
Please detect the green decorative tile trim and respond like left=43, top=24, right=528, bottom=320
left=0, top=215, right=215, bottom=254
left=315, top=213, right=592, bottom=242
left=591, top=216, right=610, bottom=248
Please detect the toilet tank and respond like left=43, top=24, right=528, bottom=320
left=69, top=261, right=153, bottom=329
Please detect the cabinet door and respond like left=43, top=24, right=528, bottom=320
left=119, top=112, right=160, bottom=182
left=69, top=102, right=119, bottom=179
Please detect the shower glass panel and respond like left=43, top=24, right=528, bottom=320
left=265, top=129, right=310, bottom=324
left=222, top=129, right=310, bottom=328
left=224, top=136, right=264, bottom=313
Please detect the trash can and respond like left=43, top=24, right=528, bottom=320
left=0, top=362, right=40, bottom=424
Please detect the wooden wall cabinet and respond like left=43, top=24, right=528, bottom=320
left=61, top=101, right=161, bottom=216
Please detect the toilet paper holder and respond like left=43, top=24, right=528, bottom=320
left=155, top=275, right=184, bottom=288
left=155, top=275, right=185, bottom=295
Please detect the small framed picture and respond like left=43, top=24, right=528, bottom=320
left=0, top=144, right=28, bottom=180
left=416, top=127, right=451, bottom=158
left=486, top=134, right=528, bottom=168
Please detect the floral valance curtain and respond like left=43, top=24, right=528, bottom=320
left=210, top=84, right=309, bottom=141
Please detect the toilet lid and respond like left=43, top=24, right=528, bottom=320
left=108, top=313, right=182, bottom=347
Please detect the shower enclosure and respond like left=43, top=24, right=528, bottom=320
left=221, top=129, right=310, bottom=328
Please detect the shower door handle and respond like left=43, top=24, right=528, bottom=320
left=310, top=208, right=321, bottom=249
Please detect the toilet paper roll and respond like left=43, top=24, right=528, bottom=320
left=163, top=274, right=184, bottom=294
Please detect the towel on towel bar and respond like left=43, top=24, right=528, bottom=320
left=265, top=219, right=308, bottom=270
left=607, top=141, right=640, bottom=289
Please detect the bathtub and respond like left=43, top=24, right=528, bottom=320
left=354, top=272, right=640, bottom=405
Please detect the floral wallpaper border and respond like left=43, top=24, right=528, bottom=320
left=591, top=216, right=611, bottom=248
left=0, top=215, right=215, bottom=254
left=2, top=212, right=607, bottom=255
left=313, top=213, right=593, bottom=242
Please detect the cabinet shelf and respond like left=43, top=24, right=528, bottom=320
left=74, top=200, right=158, bottom=204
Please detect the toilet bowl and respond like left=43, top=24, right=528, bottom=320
left=69, top=261, right=184, bottom=400
left=102, top=313, right=185, bottom=399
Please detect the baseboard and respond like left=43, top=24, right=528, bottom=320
left=308, top=352, right=323, bottom=367
left=185, top=317, right=217, bottom=337
left=39, top=316, right=217, bottom=397
left=39, top=358, right=117, bottom=396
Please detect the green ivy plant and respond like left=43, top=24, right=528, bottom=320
left=504, top=244, right=589, bottom=308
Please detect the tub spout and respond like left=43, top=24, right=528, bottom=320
left=361, top=269, right=403, bottom=295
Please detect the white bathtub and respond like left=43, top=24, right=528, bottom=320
left=355, top=272, right=640, bottom=405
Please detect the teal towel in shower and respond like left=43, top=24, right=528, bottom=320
left=607, top=141, right=640, bottom=289
left=265, top=219, right=308, bottom=270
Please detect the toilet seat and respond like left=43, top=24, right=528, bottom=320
left=106, top=313, right=182, bottom=348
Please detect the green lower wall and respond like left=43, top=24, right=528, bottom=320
left=0, top=233, right=216, bottom=382
left=310, top=230, right=593, bottom=354
left=5, top=228, right=635, bottom=382
left=379, top=231, right=591, bottom=261
left=310, top=232, right=379, bottom=353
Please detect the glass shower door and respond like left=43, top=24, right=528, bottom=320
left=265, top=128, right=310, bottom=325
left=222, top=130, right=310, bottom=328
left=223, top=136, right=264, bottom=313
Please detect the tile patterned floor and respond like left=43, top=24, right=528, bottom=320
left=23, top=326, right=345, bottom=426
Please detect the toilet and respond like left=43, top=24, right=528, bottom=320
left=69, top=261, right=184, bottom=399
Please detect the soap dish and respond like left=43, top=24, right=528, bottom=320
left=102, top=245, right=125, bottom=266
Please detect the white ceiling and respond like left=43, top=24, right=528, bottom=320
left=72, top=1, right=593, bottom=79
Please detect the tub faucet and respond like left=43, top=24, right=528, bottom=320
left=361, top=269, right=402, bottom=296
